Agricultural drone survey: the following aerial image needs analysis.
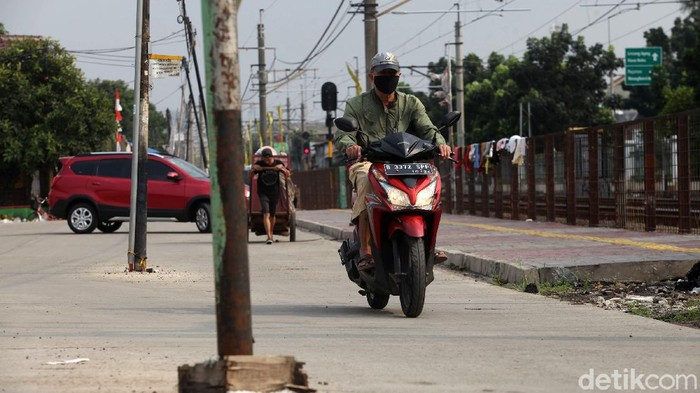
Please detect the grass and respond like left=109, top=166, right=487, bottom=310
left=657, top=300, right=700, bottom=327
left=536, top=282, right=576, bottom=295
left=626, top=303, right=653, bottom=318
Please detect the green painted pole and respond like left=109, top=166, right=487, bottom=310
left=201, top=0, right=252, bottom=357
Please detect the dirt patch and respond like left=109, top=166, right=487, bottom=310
left=540, top=280, right=700, bottom=329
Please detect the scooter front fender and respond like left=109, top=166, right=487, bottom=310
left=388, top=215, right=425, bottom=239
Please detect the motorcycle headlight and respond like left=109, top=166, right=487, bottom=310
left=415, top=171, right=439, bottom=208
left=371, top=168, right=438, bottom=210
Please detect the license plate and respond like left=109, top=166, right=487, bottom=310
left=384, top=163, right=434, bottom=176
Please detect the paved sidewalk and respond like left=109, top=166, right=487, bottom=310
left=296, top=209, right=700, bottom=284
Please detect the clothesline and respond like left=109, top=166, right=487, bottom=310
left=452, top=135, right=528, bottom=174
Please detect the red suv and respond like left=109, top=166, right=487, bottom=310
left=49, top=152, right=211, bottom=234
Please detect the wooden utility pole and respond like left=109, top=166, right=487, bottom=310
left=178, top=3, right=312, bottom=390
left=206, top=0, right=252, bottom=357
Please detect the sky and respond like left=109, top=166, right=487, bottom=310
left=1, top=0, right=690, bottom=128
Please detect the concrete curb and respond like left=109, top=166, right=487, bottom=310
left=297, top=219, right=353, bottom=242
left=297, top=218, right=699, bottom=284
left=297, top=218, right=537, bottom=283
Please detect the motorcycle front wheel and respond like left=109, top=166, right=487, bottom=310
left=397, top=235, right=426, bottom=318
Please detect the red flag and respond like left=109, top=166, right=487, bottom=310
left=115, top=90, right=123, bottom=122
left=115, top=90, right=123, bottom=143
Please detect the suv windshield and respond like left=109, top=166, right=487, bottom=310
left=167, top=157, right=209, bottom=179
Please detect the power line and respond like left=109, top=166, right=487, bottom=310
left=391, top=4, right=457, bottom=56
left=267, top=0, right=346, bottom=87
left=495, top=0, right=583, bottom=54
left=572, top=0, right=629, bottom=36
left=394, top=0, right=521, bottom=58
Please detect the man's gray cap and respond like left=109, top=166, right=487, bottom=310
left=370, top=52, right=400, bottom=72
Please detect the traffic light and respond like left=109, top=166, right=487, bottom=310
left=301, top=131, right=310, bottom=156
left=321, top=82, right=337, bottom=111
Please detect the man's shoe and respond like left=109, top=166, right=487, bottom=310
left=435, top=250, right=448, bottom=264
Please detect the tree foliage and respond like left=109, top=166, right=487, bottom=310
left=420, top=25, right=620, bottom=142
left=0, top=38, right=114, bottom=175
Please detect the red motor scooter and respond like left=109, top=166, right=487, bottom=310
left=335, top=111, right=461, bottom=317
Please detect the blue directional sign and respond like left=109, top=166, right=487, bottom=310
left=625, top=47, right=662, bottom=86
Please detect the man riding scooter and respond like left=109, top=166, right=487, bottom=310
left=333, top=51, right=451, bottom=271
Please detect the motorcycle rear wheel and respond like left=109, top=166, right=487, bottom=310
left=366, top=290, right=390, bottom=309
left=398, top=235, right=426, bottom=318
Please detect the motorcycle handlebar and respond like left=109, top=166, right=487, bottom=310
left=343, top=148, right=458, bottom=164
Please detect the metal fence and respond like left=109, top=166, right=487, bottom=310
left=293, top=109, right=700, bottom=235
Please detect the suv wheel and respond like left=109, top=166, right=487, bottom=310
left=195, top=202, right=211, bottom=233
left=68, top=203, right=98, bottom=234
left=97, top=221, right=123, bottom=233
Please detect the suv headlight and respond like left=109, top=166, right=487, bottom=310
left=372, top=168, right=438, bottom=210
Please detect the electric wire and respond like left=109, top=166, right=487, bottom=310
left=572, top=0, right=629, bottom=36
left=395, top=0, right=517, bottom=58
left=610, top=6, right=681, bottom=41
left=503, top=0, right=679, bottom=57
left=391, top=3, right=457, bottom=56
left=266, top=0, right=346, bottom=87
left=495, top=0, right=583, bottom=54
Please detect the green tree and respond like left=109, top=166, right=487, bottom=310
left=661, top=85, right=696, bottom=114
left=464, top=54, right=521, bottom=142
left=0, top=38, right=114, bottom=196
left=512, top=24, right=620, bottom=135
left=0, top=23, right=7, bottom=35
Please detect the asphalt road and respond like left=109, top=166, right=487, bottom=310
left=1, top=220, right=698, bottom=393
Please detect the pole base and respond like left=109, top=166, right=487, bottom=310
left=178, top=355, right=315, bottom=393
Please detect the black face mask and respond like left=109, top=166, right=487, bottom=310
left=373, top=75, right=399, bottom=94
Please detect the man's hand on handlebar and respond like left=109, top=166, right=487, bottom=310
left=345, top=145, right=363, bottom=160
left=438, top=144, right=452, bottom=159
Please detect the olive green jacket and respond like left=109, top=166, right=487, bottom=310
left=333, top=89, right=446, bottom=153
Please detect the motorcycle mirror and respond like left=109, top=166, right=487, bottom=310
left=334, top=117, right=359, bottom=132
left=438, top=111, right=461, bottom=130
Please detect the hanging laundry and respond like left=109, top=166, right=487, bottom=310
left=454, top=146, right=468, bottom=171
left=496, top=137, right=508, bottom=152
left=506, top=135, right=521, bottom=154
left=461, top=145, right=472, bottom=174
left=512, top=137, right=527, bottom=166
left=479, top=142, right=489, bottom=170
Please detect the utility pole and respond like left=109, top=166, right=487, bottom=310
left=205, top=0, right=252, bottom=356
left=257, top=11, right=268, bottom=145
left=128, top=0, right=150, bottom=273
left=182, top=57, right=207, bottom=167
left=454, top=3, right=465, bottom=214
left=286, top=97, right=291, bottom=134
left=179, top=0, right=208, bottom=169
left=363, top=0, right=378, bottom=90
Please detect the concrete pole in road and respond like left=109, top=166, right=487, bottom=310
left=364, top=0, right=378, bottom=91
left=454, top=9, right=466, bottom=214
left=128, top=0, right=150, bottom=272
left=203, top=0, right=253, bottom=356
left=258, top=11, right=268, bottom=145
